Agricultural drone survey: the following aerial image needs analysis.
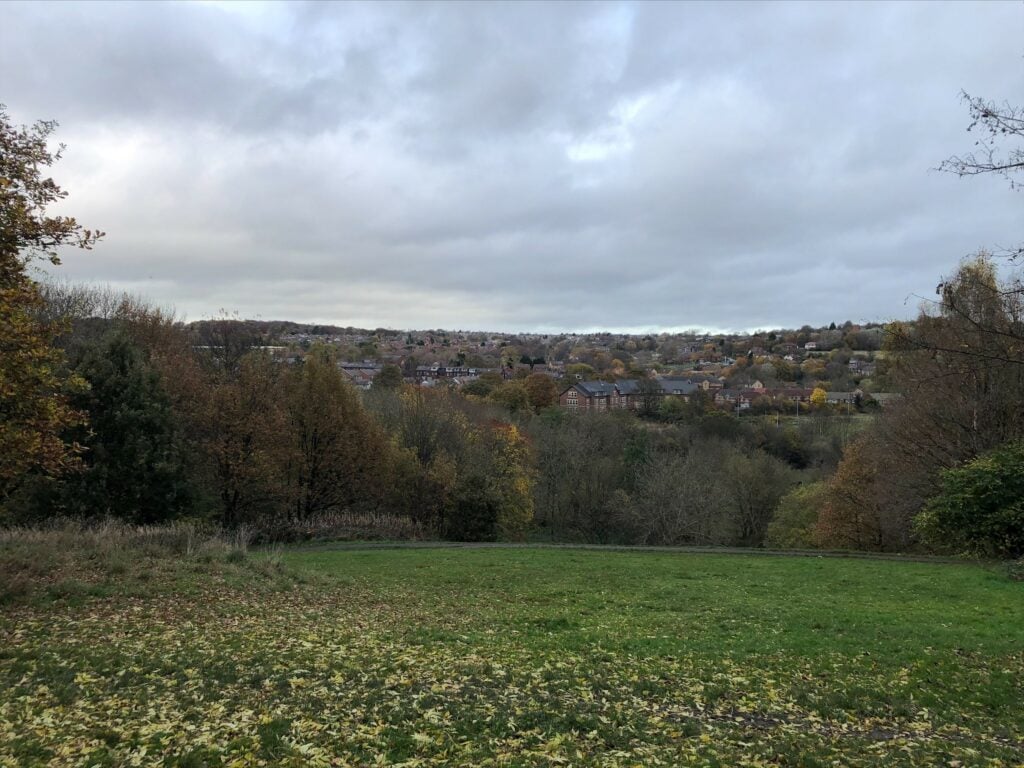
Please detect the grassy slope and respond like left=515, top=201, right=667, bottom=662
left=1, top=548, right=1021, bottom=767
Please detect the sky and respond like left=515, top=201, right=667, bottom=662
left=2, top=1, right=1022, bottom=333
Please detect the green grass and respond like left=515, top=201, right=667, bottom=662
left=1, top=547, right=1021, bottom=766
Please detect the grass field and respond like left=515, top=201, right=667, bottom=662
left=1, top=546, right=1022, bottom=766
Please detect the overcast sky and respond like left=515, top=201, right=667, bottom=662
left=2, top=1, right=1022, bottom=333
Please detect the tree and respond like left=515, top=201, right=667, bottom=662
left=283, top=347, right=394, bottom=520
left=935, top=89, right=1023, bottom=328
left=373, top=363, right=404, bottom=389
left=1, top=107, right=102, bottom=503
left=723, top=449, right=794, bottom=547
left=938, top=92, right=1024, bottom=193
left=626, top=442, right=737, bottom=546
left=199, top=353, right=290, bottom=527
left=36, top=333, right=193, bottom=523
left=814, top=437, right=886, bottom=550
left=766, top=482, right=827, bottom=549
left=488, top=381, right=530, bottom=413
left=635, top=377, right=663, bottom=417
left=810, top=387, right=828, bottom=408
left=915, top=440, right=1024, bottom=559
left=446, top=423, right=534, bottom=541
left=523, top=372, right=557, bottom=410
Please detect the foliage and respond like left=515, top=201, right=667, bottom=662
left=626, top=448, right=734, bottom=545
left=449, top=423, right=534, bottom=541
left=282, top=347, right=395, bottom=520
left=766, top=481, right=827, bottom=549
left=723, top=448, right=796, bottom=546
left=916, top=440, right=1024, bottom=559
left=810, top=387, right=827, bottom=407
left=823, top=255, right=1024, bottom=552
left=487, top=380, right=531, bottom=413
left=529, top=411, right=638, bottom=542
left=0, top=107, right=102, bottom=503
left=30, top=333, right=193, bottom=524
left=523, top=372, right=557, bottom=411
left=198, top=353, right=292, bottom=527
left=625, top=441, right=794, bottom=547
left=814, top=437, right=888, bottom=550
left=372, top=363, right=404, bottom=389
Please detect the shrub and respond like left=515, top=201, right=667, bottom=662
left=916, top=441, right=1024, bottom=559
left=766, top=482, right=827, bottom=549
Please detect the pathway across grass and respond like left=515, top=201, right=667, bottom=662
left=2, top=547, right=1021, bottom=766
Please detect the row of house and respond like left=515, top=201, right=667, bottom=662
left=559, top=378, right=716, bottom=412
left=560, top=379, right=900, bottom=413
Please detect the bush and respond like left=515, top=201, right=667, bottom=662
left=916, top=441, right=1024, bottom=559
left=766, top=482, right=826, bottom=549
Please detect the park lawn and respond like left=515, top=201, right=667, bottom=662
left=1, top=548, right=1022, bottom=767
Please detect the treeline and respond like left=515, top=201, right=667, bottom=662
left=3, top=283, right=854, bottom=549
left=4, top=285, right=532, bottom=543
left=6, top=267, right=1022, bottom=560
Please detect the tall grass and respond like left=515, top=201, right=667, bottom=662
left=249, top=511, right=431, bottom=543
left=0, top=519, right=280, bottom=604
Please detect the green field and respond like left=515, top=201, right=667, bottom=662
left=2, top=547, right=1022, bottom=766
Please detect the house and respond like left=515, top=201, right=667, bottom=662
left=559, top=381, right=617, bottom=411
left=804, top=342, right=818, bottom=350
left=868, top=392, right=902, bottom=408
left=560, top=378, right=706, bottom=412
left=340, top=368, right=376, bottom=390
left=714, top=389, right=754, bottom=409
left=768, top=387, right=815, bottom=403
left=826, top=391, right=858, bottom=406
left=658, top=378, right=700, bottom=398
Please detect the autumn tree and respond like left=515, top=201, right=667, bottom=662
left=766, top=481, right=827, bottom=549
left=198, top=352, right=291, bottom=527
left=810, top=387, right=828, bottom=408
left=446, top=422, right=533, bottom=541
left=723, top=449, right=794, bottom=546
left=282, top=347, right=394, bottom=520
left=523, top=372, right=557, bottom=411
left=814, top=437, right=886, bottom=550
left=488, top=380, right=531, bottom=413
left=0, top=107, right=102, bottom=503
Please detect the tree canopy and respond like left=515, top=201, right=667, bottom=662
left=0, top=107, right=102, bottom=503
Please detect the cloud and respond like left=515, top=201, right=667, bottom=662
left=2, top=0, right=1021, bottom=331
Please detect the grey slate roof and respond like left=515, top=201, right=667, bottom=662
left=576, top=380, right=617, bottom=397
left=658, top=378, right=700, bottom=395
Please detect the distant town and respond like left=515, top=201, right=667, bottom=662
left=188, top=319, right=900, bottom=415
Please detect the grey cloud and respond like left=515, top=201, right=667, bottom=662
left=4, top=0, right=1022, bottom=332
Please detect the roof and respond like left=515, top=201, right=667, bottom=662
left=576, top=380, right=617, bottom=397
left=658, top=378, right=699, bottom=395
left=826, top=391, right=855, bottom=400
left=614, top=380, right=641, bottom=395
